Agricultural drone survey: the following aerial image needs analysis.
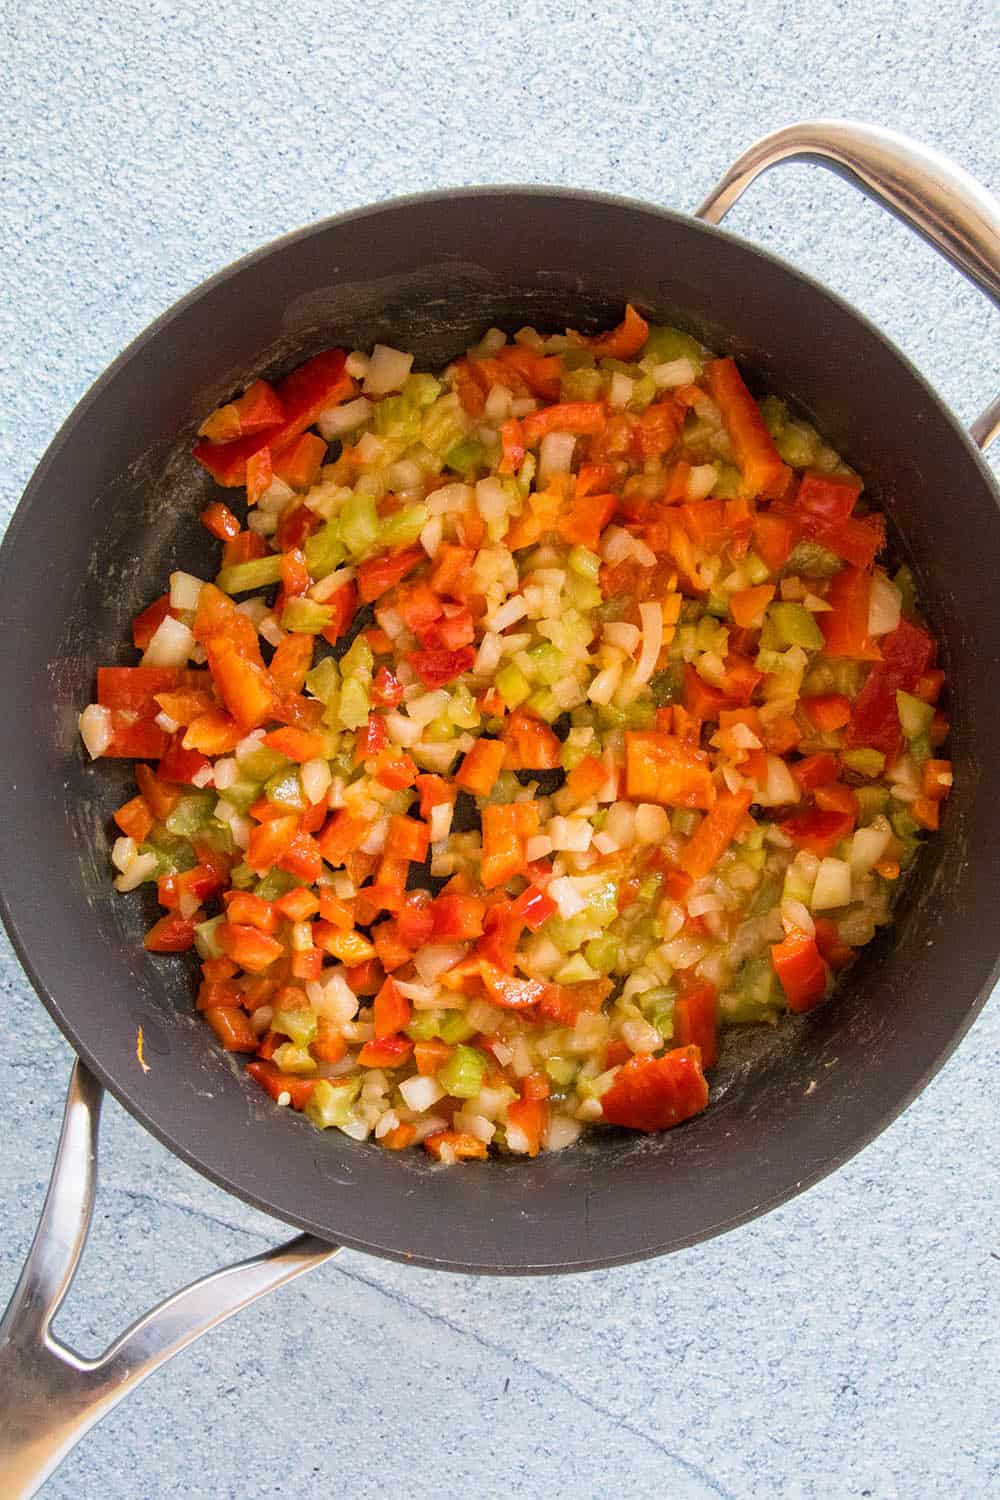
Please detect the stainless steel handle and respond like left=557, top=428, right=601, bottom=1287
left=694, top=119, right=1000, bottom=452
left=0, top=1062, right=339, bottom=1498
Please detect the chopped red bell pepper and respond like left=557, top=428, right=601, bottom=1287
left=679, top=788, right=753, bottom=879
left=406, top=647, right=476, bottom=689
left=357, top=546, right=425, bottom=603
left=771, top=930, right=828, bottom=1011
left=821, top=567, right=882, bottom=661
left=600, top=1046, right=709, bottom=1132
left=705, top=358, right=790, bottom=500
left=780, top=808, right=854, bottom=856
left=373, top=976, right=412, bottom=1039
left=502, top=709, right=562, bottom=771
left=673, top=982, right=719, bottom=1069
left=625, top=730, right=715, bottom=810
left=568, top=303, right=649, bottom=361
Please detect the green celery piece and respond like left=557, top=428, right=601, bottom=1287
left=437, top=1044, right=489, bottom=1099
left=561, top=366, right=603, bottom=402
left=584, top=934, right=619, bottom=974
left=220, top=777, right=263, bottom=814
left=596, top=703, right=627, bottom=730
left=228, top=861, right=256, bottom=890
left=496, top=663, right=531, bottom=710
left=403, top=373, right=442, bottom=408
left=525, top=687, right=560, bottom=723
left=444, top=438, right=484, bottom=479
left=896, top=690, right=934, bottom=740
left=641, top=325, right=704, bottom=368
left=306, top=656, right=340, bottom=704
left=705, top=590, right=729, bottom=619
left=543, top=913, right=592, bottom=953
left=725, top=956, right=783, bottom=1022
left=165, top=792, right=216, bottom=839
left=747, top=873, right=783, bottom=919
left=304, top=1077, right=362, bottom=1129
left=338, top=677, right=370, bottom=730
left=909, top=732, right=931, bottom=764
left=650, top=664, right=682, bottom=707
left=215, top=554, right=283, bottom=595
left=374, top=395, right=421, bottom=443
left=560, top=740, right=588, bottom=771
left=437, top=1010, right=478, bottom=1044
left=759, top=395, right=787, bottom=439
left=624, top=697, right=656, bottom=729
left=637, top=871, right=663, bottom=904
left=237, top=743, right=291, bottom=781
left=303, top=520, right=347, bottom=580
left=339, top=635, right=374, bottom=682
left=568, top=545, right=601, bottom=582
left=405, top=1010, right=442, bottom=1042
left=254, top=867, right=303, bottom=900
left=855, top=785, right=890, bottom=824
left=891, top=803, right=921, bottom=840
left=775, top=421, right=819, bottom=469
left=743, top=551, right=771, bottom=586
left=194, top=914, right=226, bottom=961
left=421, top=397, right=468, bottom=456
left=629, top=373, right=656, bottom=409
left=527, top=642, right=566, bottom=686
left=554, top=953, right=599, bottom=984
left=672, top=808, right=701, bottom=838
left=585, top=879, right=620, bottom=927
left=710, top=464, right=743, bottom=499
left=282, top=597, right=334, bottom=634
left=271, top=1043, right=317, bottom=1077
left=340, top=492, right=380, bottom=558
left=379, top=503, right=429, bottom=550
left=265, top=768, right=306, bottom=810
left=639, top=982, right=677, bottom=1039
left=272, top=1005, right=318, bottom=1047
left=544, top=1056, right=577, bottom=1087
left=138, top=834, right=197, bottom=879
left=194, top=820, right=236, bottom=856
left=784, top=540, right=842, bottom=579
left=842, top=747, right=886, bottom=778
left=766, top=602, right=825, bottom=651
left=560, top=347, right=596, bottom=371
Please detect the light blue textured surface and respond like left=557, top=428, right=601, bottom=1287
left=1, top=3, right=998, bottom=1496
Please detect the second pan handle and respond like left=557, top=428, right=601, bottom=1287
left=694, top=119, right=1000, bottom=450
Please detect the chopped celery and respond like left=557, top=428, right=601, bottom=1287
left=565, top=575, right=602, bottom=611
left=254, top=867, right=303, bottom=900
left=139, top=834, right=197, bottom=879
left=726, top=956, right=783, bottom=1022
left=560, top=739, right=589, bottom=771
left=710, top=463, right=743, bottom=499
left=444, top=438, right=484, bottom=478
left=775, top=420, right=820, bottom=468
left=743, top=552, right=771, bottom=586
left=272, top=1005, right=318, bottom=1047
left=896, top=690, right=934, bottom=740
left=672, top=808, right=701, bottom=837
left=624, top=697, right=656, bottom=729
left=909, top=732, right=931, bottom=765
left=496, top=663, right=531, bottom=710
left=544, top=1056, right=577, bottom=1087
left=215, top=554, right=283, bottom=595
left=339, top=492, right=380, bottom=558
left=893, top=564, right=917, bottom=617
left=340, top=635, right=374, bottom=681
left=641, top=325, right=703, bottom=368
left=303, top=520, right=346, bottom=580
left=403, top=373, right=442, bottom=408
left=784, top=540, right=841, bottom=578
left=194, top=914, right=226, bottom=961
left=304, top=1077, right=362, bottom=1128
left=568, top=545, right=602, bottom=582
left=374, top=395, right=421, bottom=443
left=637, top=871, right=662, bottom=904
left=765, top=602, right=825, bottom=651
left=890, top=805, right=921, bottom=841
left=221, top=777, right=263, bottom=814
left=650, top=664, right=683, bottom=706
left=629, top=373, right=656, bottom=410
left=228, top=861, right=256, bottom=890
left=554, top=953, right=599, bottom=984
left=265, top=768, right=306, bottom=810
left=271, top=1043, right=317, bottom=1076
left=437, top=1010, right=478, bottom=1044
left=422, top=396, right=469, bottom=456
left=525, top=687, right=560, bottom=723
left=543, top=913, right=592, bottom=953
left=561, top=366, right=603, bottom=402
left=855, top=785, right=890, bottom=823
left=526, top=641, right=565, bottom=686
left=305, top=656, right=340, bottom=704
left=584, top=934, right=619, bottom=974
left=194, top=820, right=236, bottom=856
left=405, top=1010, right=443, bottom=1042
left=379, top=503, right=429, bottom=550
left=338, top=677, right=370, bottom=730
left=282, top=597, right=334, bottom=634
left=597, top=703, right=627, bottom=730
left=437, top=1045, right=489, bottom=1099
left=165, top=792, right=216, bottom=839
left=842, top=747, right=886, bottom=778
left=237, top=743, right=291, bottom=781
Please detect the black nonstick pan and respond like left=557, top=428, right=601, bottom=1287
left=1, top=121, right=998, bottom=1497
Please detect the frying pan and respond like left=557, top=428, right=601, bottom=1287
left=1, top=120, right=998, bottom=1497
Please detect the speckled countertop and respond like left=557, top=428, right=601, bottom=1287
left=1, top=3, right=998, bottom=1496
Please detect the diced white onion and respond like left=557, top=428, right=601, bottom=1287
left=384, top=711, right=422, bottom=747
left=114, top=850, right=158, bottom=893
left=317, top=396, right=374, bottom=440
left=475, top=476, right=508, bottom=522
left=525, top=835, right=554, bottom=862
left=169, top=571, right=205, bottom=611
left=429, top=801, right=453, bottom=843
left=651, top=356, right=697, bottom=389
left=754, top=754, right=802, bottom=807
left=345, top=351, right=369, bottom=379
left=453, top=1110, right=496, bottom=1144
left=213, top=757, right=238, bottom=791
left=399, top=1074, right=446, bottom=1112
left=549, top=877, right=586, bottom=918
left=868, top=571, right=903, bottom=636
left=623, top=1018, right=663, bottom=1053
left=474, top=631, right=503, bottom=676
left=420, top=514, right=443, bottom=557
left=630, top=537, right=657, bottom=567
left=538, top=432, right=575, bottom=484
left=635, top=803, right=670, bottom=844
left=309, top=566, right=355, bottom=603
left=548, top=817, right=592, bottom=853
left=686, top=464, right=719, bottom=501
left=258, top=615, right=285, bottom=647
left=544, top=1114, right=583, bottom=1152
left=301, top=757, right=332, bottom=804
left=406, top=690, right=450, bottom=726
left=79, top=703, right=112, bottom=759
left=413, top=943, right=470, bottom=983
left=781, top=898, right=816, bottom=937
left=141, top=615, right=195, bottom=667
left=588, top=659, right=622, bottom=705
left=111, top=836, right=137, bottom=872
left=487, top=596, right=527, bottom=633
left=363, top=345, right=414, bottom=397
left=635, top=601, right=663, bottom=685
left=687, top=891, right=724, bottom=917
left=191, top=765, right=214, bottom=789
left=608, top=372, right=634, bottom=408
left=850, top=824, right=892, bottom=876
left=483, top=385, right=513, bottom=423
left=428, top=483, right=473, bottom=515
left=811, top=857, right=853, bottom=911
left=592, top=831, right=620, bottom=855
left=603, top=622, right=641, bottom=652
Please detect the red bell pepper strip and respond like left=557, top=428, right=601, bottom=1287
left=791, top=752, right=839, bottom=790
left=679, top=788, right=754, bottom=878
left=520, top=402, right=607, bottom=445
left=144, top=911, right=200, bottom=952
left=505, top=1094, right=550, bottom=1157
left=820, top=566, right=882, bottom=661
left=802, top=693, right=852, bottom=732
left=373, top=977, right=412, bottom=1039
left=272, top=431, right=327, bottom=491
left=673, top=983, right=719, bottom=1069
left=357, top=1034, right=413, bottom=1068
left=268, top=633, right=314, bottom=698
left=246, top=1060, right=316, bottom=1110
left=200, top=501, right=242, bottom=541
left=795, top=470, right=861, bottom=525
left=357, top=546, right=425, bottom=603
left=847, top=616, right=935, bottom=761
left=568, top=304, right=649, bottom=361
left=430, top=892, right=486, bottom=941
left=625, top=730, right=716, bottom=810
left=499, top=419, right=525, bottom=475
left=753, top=510, right=797, bottom=571
left=131, top=594, right=175, bottom=652
left=502, top=709, right=562, bottom=771
left=600, top=1046, right=709, bottom=1131
left=780, top=808, right=854, bottom=856
left=455, top=738, right=506, bottom=795
left=423, top=1129, right=488, bottom=1161
left=479, top=962, right=549, bottom=1011
left=771, top=930, right=828, bottom=1012
left=705, top=358, right=790, bottom=500
left=406, top=647, right=476, bottom=689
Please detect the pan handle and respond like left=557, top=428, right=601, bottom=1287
left=694, top=119, right=1000, bottom=451
left=0, top=1062, right=339, bottom=1499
